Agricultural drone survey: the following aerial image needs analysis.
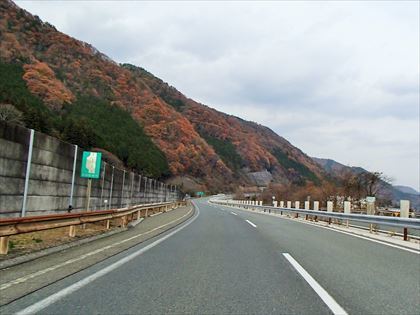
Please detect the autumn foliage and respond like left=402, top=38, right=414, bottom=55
left=0, top=0, right=328, bottom=192
left=23, top=62, right=74, bottom=109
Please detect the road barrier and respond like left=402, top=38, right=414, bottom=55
left=0, top=121, right=182, bottom=217
left=211, top=199, right=420, bottom=240
left=0, top=201, right=185, bottom=255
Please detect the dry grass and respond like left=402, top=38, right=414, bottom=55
left=2, top=220, right=121, bottom=260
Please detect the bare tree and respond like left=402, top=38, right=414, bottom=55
left=0, top=104, right=23, bottom=125
left=360, top=171, right=391, bottom=197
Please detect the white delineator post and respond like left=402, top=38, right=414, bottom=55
left=287, top=201, right=291, bottom=208
left=280, top=201, right=284, bottom=208
left=304, top=201, right=310, bottom=220
left=273, top=201, right=278, bottom=207
left=327, top=201, right=333, bottom=212
left=400, top=200, right=410, bottom=241
left=344, top=201, right=351, bottom=227
left=400, top=200, right=410, bottom=218
left=313, top=201, right=319, bottom=211
left=327, top=201, right=333, bottom=224
left=294, top=201, right=300, bottom=218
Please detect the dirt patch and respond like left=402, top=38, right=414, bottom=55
left=1, top=220, right=122, bottom=261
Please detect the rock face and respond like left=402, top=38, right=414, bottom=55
left=0, top=0, right=327, bottom=191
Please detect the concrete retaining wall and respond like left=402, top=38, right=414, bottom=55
left=0, top=121, right=180, bottom=217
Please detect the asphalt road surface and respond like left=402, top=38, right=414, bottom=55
left=2, top=198, right=419, bottom=315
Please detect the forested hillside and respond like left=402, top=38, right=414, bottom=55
left=0, top=0, right=328, bottom=191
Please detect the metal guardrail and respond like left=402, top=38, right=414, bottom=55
left=0, top=201, right=185, bottom=255
left=211, top=200, right=420, bottom=231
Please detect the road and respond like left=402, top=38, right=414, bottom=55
left=2, top=198, right=419, bottom=314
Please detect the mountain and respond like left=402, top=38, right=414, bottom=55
left=394, top=186, right=419, bottom=195
left=0, top=0, right=327, bottom=192
left=312, top=157, right=420, bottom=210
left=311, top=157, right=366, bottom=176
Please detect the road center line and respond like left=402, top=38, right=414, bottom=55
left=230, top=212, right=238, bottom=216
left=283, top=253, right=347, bottom=315
left=245, top=219, right=257, bottom=228
left=0, top=208, right=194, bottom=292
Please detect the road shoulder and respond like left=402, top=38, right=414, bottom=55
left=0, top=205, right=194, bottom=306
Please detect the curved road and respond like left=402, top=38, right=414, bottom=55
left=3, top=198, right=419, bottom=314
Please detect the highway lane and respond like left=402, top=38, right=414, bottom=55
left=216, top=202, right=420, bottom=315
left=2, top=198, right=419, bottom=314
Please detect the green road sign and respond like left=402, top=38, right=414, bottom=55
left=196, top=191, right=205, bottom=197
left=81, top=151, right=102, bottom=179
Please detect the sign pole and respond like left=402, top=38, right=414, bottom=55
left=86, top=178, right=92, bottom=211
left=80, top=151, right=102, bottom=214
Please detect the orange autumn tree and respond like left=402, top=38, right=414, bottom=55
left=23, top=61, right=74, bottom=109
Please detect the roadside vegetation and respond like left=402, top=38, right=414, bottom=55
left=0, top=62, right=170, bottom=178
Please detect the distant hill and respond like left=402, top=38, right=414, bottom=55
left=311, top=157, right=366, bottom=175
left=312, top=157, right=420, bottom=209
left=0, top=0, right=328, bottom=192
left=394, top=185, right=419, bottom=195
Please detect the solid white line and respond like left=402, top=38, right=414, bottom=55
left=15, top=206, right=200, bottom=315
left=231, top=212, right=238, bottom=216
left=283, top=253, right=348, bottom=315
left=318, top=226, right=420, bottom=255
left=227, top=205, right=420, bottom=255
left=245, top=219, right=257, bottom=228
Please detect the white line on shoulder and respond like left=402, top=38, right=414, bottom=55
left=15, top=206, right=200, bottom=315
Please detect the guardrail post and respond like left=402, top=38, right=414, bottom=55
left=287, top=201, right=291, bottom=208
left=400, top=200, right=410, bottom=240
left=280, top=201, right=284, bottom=208
left=69, top=225, right=76, bottom=237
left=121, top=215, right=128, bottom=227
left=0, top=236, right=9, bottom=255
left=295, top=201, right=300, bottom=218
left=105, top=220, right=110, bottom=229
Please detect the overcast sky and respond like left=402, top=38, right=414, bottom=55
left=16, top=1, right=420, bottom=190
